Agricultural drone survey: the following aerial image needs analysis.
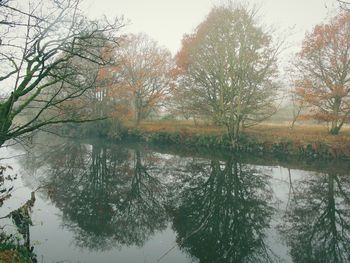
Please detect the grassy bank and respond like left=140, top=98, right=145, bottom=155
left=124, top=121, right=350, bottom=160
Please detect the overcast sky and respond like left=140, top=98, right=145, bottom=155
left=83, top=0, right=340, bottom=56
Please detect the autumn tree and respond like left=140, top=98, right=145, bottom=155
left=175, top=4, right=279, bottom=141
left=293, top=12, right=350, bottom=135
left=52, top=43, right=128, bottom=139
left=0, top=0, right=123, bottom=147
left=111, top=33, right=173, bottom=125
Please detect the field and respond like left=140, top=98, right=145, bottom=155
left=125, top=120, right=350, bottom=146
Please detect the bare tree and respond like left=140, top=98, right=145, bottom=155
left=289, top=87, right=305, bottom=129
left=0, top=0, right=124, bottom=146
left=337, top=0, right=350, bottom=10
left=175, top=4, right=280, bottom=141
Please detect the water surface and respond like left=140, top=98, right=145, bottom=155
left=1, top=138, right=350, bottom=263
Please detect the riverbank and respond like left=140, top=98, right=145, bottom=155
left=124, top=121, right=350, bottom=160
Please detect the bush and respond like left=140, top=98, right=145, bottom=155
left=62, top=118, right=128, bottom=140
left=0, top=233, right=36, bottom=263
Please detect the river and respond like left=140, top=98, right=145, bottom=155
left=1, top=137, right=350, bottom=263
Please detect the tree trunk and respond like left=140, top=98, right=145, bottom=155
left=0, top=98, right=15, bottom=147
left=0, top=138, right=5, bottom=148
left=227, top=119, right=241, bottom=147
left=0, top=119, right=12, bottom=147
left=290, top=117, right=297, bottom=130
left=135, top=108, right=141, bottom=126
left=330, top=124, right=341, bottom=135
left=134, top=96, right=142, bottom=126
left=233, top=121, right=240, bottom=141
left=329, top=97, right=342, bottom=135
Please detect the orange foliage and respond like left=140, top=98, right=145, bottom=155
left=175, top=34, right=196, bottom=73
left=105, top=33, right=173, bottom=123
left=294, top=11, right=350, bottom=131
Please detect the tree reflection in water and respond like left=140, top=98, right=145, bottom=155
left=39, top=142, right=167, bottom=251
left=25, top=141, right=350, bottom=262
left=172, top=157, right=276, bottom=263
left=281, top=171, right=350, bottom=262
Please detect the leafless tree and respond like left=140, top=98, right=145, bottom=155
left=0, top=0, right=124, bottom=146
left=337, top=0, right=350, bottom=10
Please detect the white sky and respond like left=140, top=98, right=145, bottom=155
left=83, top=0, right=340, bottom=56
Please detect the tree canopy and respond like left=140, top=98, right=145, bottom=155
left=174, top=4, right=280, bottom=140
left=293, top=12, right=350, bottom=135
left=109, top=33, right=173, bottom=125
left=0, top=0, right=124, bottom=146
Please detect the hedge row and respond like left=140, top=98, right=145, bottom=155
left=124, top=128, right=350, bottom=160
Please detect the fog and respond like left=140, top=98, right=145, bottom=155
left=83, top=0, right=339, bottom=55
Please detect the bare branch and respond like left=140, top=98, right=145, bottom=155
left=0, top=0, right=125, bottom=146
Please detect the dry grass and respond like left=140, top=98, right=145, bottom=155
left=125, top=120, right=350, bottom=145
left=0, top=250, right=27, bottom=263
left=246, top=123, right=350, bottom=145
